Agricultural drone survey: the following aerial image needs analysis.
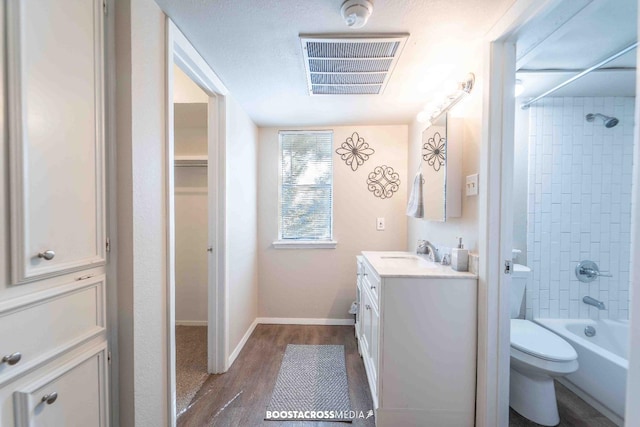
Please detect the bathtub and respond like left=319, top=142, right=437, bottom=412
left=534, top=318, right=628, bottom=426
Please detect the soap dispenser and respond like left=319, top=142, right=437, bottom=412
left=451, top=237, right=469, bottom=272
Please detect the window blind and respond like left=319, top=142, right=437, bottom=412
left=279, top=131, right=333, bottom=240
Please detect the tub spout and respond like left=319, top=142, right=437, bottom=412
left=583, top=296, right=606, bottom=310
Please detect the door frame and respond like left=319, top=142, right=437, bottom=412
left=477, top=1, right=572, bottom=425
left=165, top=19, right=229, bottom=424
left=480, top=1, right=640, bottom=426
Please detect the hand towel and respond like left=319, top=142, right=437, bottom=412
left=406, top=170, right=424, bottom=218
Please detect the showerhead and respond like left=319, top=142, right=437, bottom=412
left=586, top=113, right=619, bottom=128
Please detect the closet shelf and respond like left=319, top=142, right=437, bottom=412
left=175, top=155, right=208, bottom=167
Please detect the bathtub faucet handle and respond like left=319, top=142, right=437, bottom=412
left=580, top=266, right=612, bottom=278
left=575, top=260, right=612, bottom=282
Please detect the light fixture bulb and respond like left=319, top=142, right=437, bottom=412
left=417, top=111, right=430, bottom=123
left=515, top=79, right=524, bottom=97
left=341, top=0, right=373, bottom=29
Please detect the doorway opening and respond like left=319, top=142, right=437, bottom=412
left=166, top=20, right=229, bottom=424
left=509, top=2, right=636, bottom=423
left=481, top=1, right=638, bottom=426
left=172, top=64, right=211, bottom=416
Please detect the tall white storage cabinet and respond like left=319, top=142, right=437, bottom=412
left=0, top=0, right=109, bottom=426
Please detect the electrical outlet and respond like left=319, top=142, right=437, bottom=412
left=466, top=174, right=479, bottom=196
left=376, top=217, right=385, bottom=231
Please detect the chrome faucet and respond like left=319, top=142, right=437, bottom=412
left=583, top=296, right=606, bottom=310
left=425, top=241, right=439, bottom=262
left=416, top=240, right=438, bottom=262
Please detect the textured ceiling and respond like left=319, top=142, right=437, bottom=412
left=516, top=0, right=637, bottom=98
left=155, top=0, right=514, bottom=126
left=518, top=0, right=637, bottom=71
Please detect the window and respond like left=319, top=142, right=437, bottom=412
left=276, top=131, right=335, bottom=248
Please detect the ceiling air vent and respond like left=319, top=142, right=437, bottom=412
left=300, top=35, right=409, bottom=96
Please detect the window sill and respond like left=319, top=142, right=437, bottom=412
left=272, top=240, right=338, bottom=249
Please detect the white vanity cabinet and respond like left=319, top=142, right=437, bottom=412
left=356, top=252, right=478, bottom=427
left=356, top=257, right=364, bottom=340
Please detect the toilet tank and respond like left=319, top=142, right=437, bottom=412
left=510, top=264, right=531, bottom=318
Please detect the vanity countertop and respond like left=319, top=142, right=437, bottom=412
left=362, top=251, right=478, bottom=279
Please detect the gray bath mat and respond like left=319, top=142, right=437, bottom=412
left=266, top=344, right=352, bottom=422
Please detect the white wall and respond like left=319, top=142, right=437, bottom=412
left=407, top=85, right=482, bottom=254
left=115, top=0, right=168, bottom=424
left=115, top=1, right=260, bottom=423
left=173, top=65, right=208, bottom=103
left=525, top=97, right=634, bottom=320
left=258, top=125, right=408, bottom=320
left=174, top=103, right=208, bottom=324
left=226, top=95, right=259, bottom=354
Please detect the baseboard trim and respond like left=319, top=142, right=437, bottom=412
left=228, top=318, right=259, bottom=368
left=175, top=320, right=208, bottom=327
left=256, top=317, right=355, bottom=326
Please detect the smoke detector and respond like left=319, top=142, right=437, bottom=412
left=341, top=0, right=373, bottom=29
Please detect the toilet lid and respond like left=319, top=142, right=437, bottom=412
left=511, top=320, right=577, bottom=362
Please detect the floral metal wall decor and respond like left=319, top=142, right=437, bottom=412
left=367, top=165, right=400, bottom=199
left=423, top=131, right=446, bottom=172
left=335, top=132, right=375, bottom=171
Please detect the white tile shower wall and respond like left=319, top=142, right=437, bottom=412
left=526, top=97, right=633, bottom=321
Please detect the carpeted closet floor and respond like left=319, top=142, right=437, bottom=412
left=175, top=325, right=209, bottom=416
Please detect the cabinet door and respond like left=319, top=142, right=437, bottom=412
left=361, top=291, right=371, bottom=356
left=361, top=290, right=377, bottom=403
left=13, top=343, right=108, bottom=427
left=7, top=0, right=105, bottom=284
left=355, top=277, right=362, bottom=339
left=371, top=302, right=379, bottom=373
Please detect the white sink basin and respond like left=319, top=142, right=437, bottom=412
left=379, top=255, right=437, bottom=269
left=380, top=255, right=418, bottom=259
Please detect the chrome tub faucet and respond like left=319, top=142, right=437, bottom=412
left=582, top=296, right=606, bottom=310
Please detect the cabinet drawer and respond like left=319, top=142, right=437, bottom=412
left=362, top=261, right=380, bottom=306
left=13, top=342, right=108, bottom=427
left=0, top=277, right=105, bottom=384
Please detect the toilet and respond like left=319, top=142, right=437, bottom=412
left=509, top=264, right=579, bottom=426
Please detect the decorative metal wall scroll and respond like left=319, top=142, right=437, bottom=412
left=367, top=165, right=400, bottom=199
left=335, top=132, right=375, bottom=171
left=423, top=131, right=446, bottom=172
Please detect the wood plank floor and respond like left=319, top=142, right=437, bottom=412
left=509, top=381, right=617, bottom=427
left=177, top=324, right=375, bottom=427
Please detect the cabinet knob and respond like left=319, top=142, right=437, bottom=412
left=207, top=247, right=213, bottom=252
left=41, top=392, right=58, bottom=405
left=370, top=285, right=376, bottom=290
left=1, top=352, right=21, bottom=366
left=37, top=250, right=56, bottom=260
left=366, top=304, right=371, bottom=310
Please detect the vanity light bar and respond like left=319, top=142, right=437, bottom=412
left=417, top=73, right=475, bottom=124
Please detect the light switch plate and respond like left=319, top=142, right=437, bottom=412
left=376, top=217, right=385, bottom=231
left=466, top=174, right=479, bottom=196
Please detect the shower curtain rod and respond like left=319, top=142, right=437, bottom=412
left=520, top=41, right=638, bottom=110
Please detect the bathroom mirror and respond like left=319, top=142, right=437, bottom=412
left=421, top=113, right=462, bottom=222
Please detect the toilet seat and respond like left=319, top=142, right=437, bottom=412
left=510, top=319, right=577, bottom=362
